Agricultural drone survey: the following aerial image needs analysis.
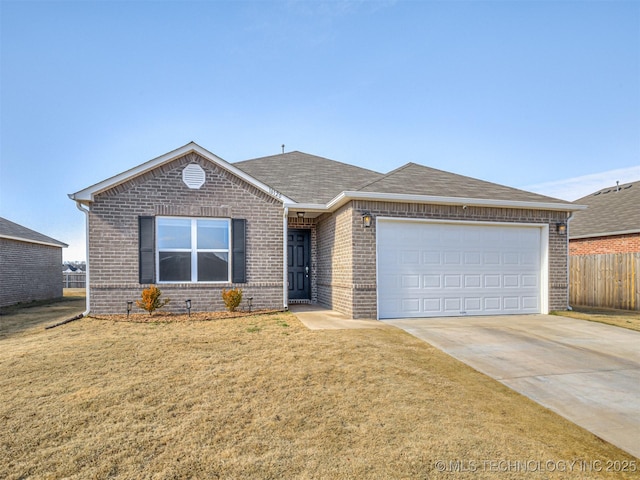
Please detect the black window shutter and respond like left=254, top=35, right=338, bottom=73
left=139, top=216, right=155, bottom=284
left=232, top=219, right=246, bottom=283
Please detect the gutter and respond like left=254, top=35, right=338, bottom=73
left=326, top=191, right=586, bottom=213
left=73, top=200, right=91, bottom=317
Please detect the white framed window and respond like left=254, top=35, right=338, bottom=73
left=156, top=217, right=230, bottom=283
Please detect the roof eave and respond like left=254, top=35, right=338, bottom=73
left=569, top=229, right=640, bottom=240
left=69, top=142, right=294, bottom=204
left=283, top=202, right=330, bottom=213
left=327, top=191, right=586, bottom=212
left=0, top=234, right=68, bottom=248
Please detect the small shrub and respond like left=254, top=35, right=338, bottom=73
left=136, top=285, right=170, bottom=316
left=222, top=288, right=243, bottom=312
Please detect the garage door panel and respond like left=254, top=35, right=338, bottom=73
left=444, top=252, right=461, bottom=264
left=423, top=252, right=441, bottom=264
left=401, top=250, right=420, bottom=264
left=464, top=275, right=481, bottom=288
left=402, top=275, right=420, bottom=289
left=444, top=298, right=461, bottom=312
left=503, top=275, right=520, bottom=287
left=444, top=275, right=461, bottom=288
left=402, top=298, right=421, bottom=313
left=377, top=221, right=543, bottom=319
left=464, top=297, right=482, bottom=312
left=503, top=297, right=521, bottom=309
left=423, top=275, right=441, bottom=288
left=484, top=297, right=501, bottom=310
left=464, top=252, right=482, bottom=265
left=423, top=298, right=442, bottom=312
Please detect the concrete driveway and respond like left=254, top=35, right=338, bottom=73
left=385, top=314, right=640, bottom=459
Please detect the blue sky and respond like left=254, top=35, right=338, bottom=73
left=1, top=0, right=639, bottom=261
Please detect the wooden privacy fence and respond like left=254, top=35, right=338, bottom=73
left=569, top=253, right=640, bottom=310
left=63, top=272, right=86, bottom=288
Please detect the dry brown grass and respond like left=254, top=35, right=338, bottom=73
left=553, top=306, right=640, bottom=332
left=0, top=289, right=86, bottom=338
left=1, top=294, right=637, bottom=479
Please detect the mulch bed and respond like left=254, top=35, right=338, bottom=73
left=89, top=309, right=283, bottom=323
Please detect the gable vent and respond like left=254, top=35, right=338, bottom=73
left=182, top=164, right=206, bottom=189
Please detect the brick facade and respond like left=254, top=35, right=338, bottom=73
left=315, top=200, right=569, bottom=319
left=84, top=150, right=572, bottom=318
left=88, top=152, right=284, bottom=314
left=569, top=233, right=640, bottom=256
left=0, top=238, right=63, bottom=308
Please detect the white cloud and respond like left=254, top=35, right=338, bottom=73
left=521, top=165, right=640, bottom=202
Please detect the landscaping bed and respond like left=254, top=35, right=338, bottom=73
left=91, top=309, right=282, bottom=324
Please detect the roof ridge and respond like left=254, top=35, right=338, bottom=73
left=355, top=162, right=415, bottom=191
left=236, top=151, right=383, bottom=175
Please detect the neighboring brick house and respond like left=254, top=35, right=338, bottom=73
left=70, top=142, right=581, bottom=319
left=0, top=217, right=68, bottom=308
left=569, top=180, right=640, bottom=255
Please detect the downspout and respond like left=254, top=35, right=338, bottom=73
left=283, top=207, right=288, bottom=310
left=565, top=211, right=574, bottom=311
left=74, top=201, right=91, bottom=317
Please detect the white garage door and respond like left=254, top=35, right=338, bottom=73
left=377, top=220, right=546, bottom=319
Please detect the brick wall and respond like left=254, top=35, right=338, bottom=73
left=316, top=204, right=355, bottom=316
left=0, top=238, right=63, bottom=307
left=87, top=152, right=284, bottom=314
left=569, top=233, right=640, bottom=255
left=319, top=200, right=569, bottom=319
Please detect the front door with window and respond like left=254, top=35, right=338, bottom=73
left=287, top=229, right=310, bottom=300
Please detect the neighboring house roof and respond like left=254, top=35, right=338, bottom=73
left=0, top=217, right=68, bottom=248
left=570, top=180, right=640, bottom=239
left=234, top=151, right=383, bottom=204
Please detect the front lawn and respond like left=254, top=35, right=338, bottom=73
left=0, top=298, right=637, bottom=479
left=553, top=306, right=640, bottom=332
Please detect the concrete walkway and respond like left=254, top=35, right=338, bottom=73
left=289, top=304, right=388, bottom=330
left=385, top=315, right=640, bottom=459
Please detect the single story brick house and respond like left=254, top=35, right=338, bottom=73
left=70, top=142, right=583, bottom=319
left=569, top=180, right=640, bottom=255
left=0, top=216, right=68, bottom=308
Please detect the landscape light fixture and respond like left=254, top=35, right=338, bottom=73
left=362, top=212, right=373, bottom=228
left=126, top=301, right=133, bottom=318
left=185, top=299, right=192, bottom=317
left=556, top=223, right=567, bottom=235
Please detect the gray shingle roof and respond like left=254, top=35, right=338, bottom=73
left=570, top=180, right=640, bottom=238
left=236, top=151, right=567, bottom=206
left=357, top=163, right=566, bottom=203
left=234, top=151, right=383, bottom=204
left=0, top=217, right=67, bottom=247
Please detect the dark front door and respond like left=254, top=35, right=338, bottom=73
left=287, top=229, right=310, bottom=300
